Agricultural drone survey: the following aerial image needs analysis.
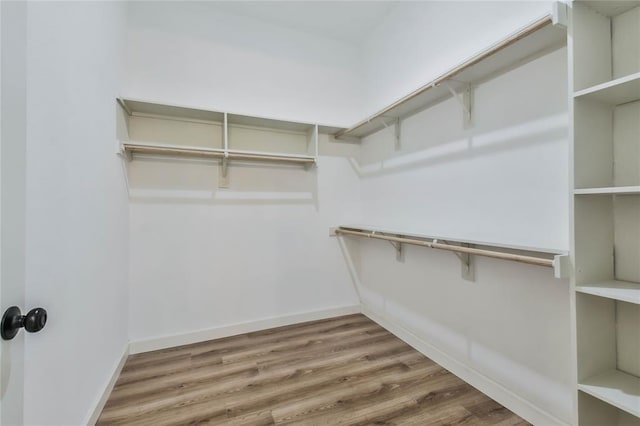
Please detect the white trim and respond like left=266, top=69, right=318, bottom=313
left=361, top=304, right=569, bottom=426
left=129, top=305, right=361, bottom=355
left=85, top=343, right=129, bottom=425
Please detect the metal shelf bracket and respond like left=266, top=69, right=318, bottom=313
left=440, top=240, right=474, bottom=281
left=443, top=82, right=473, bottom=129
left=388, top=239, right=404, bottom=262
left=380, top=117, right=401, bottom=150
left=219, top=154, right=229, bottom=188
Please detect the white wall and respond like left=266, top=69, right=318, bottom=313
left=124, top=1, right=365, bottom=127
left=23, top=2, right=129, bottom=424
left=354, top=45, right=571, bottom=424
left=361, top=1, right=553, bottom=115
left=128, top=147, right=362, bottom=343
left=125, top=2, right=363, bottom=344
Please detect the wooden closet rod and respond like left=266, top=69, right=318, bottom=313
left=124, top=143, right=225, bottom=158
left=335, top=228, right=554, bottom=268
left=122, top=143, right=316, bottom=164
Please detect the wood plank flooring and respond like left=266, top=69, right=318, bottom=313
left=98, top=314, right=530, bottom=425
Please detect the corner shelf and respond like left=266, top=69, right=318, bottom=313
left=574, top=72, right=640, bottom=106
left=578, top=370, right=640, bottom=418
left=335, top=13, right=566, bottom=139
left=576, top=280, right=640, bottom=304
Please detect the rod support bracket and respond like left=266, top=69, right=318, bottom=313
left=553, top=254, right=570, bottom=279
left=380, top=116, right=402, bottom=150
left=443, top=240, right=474, bottom=281
left=443, top=82, right=473, bottom=129
left=219, top=155, right=229, bottom=188
left=388, top=239, right=404, bottom=262
left=552, top=2, right=568, bottom=29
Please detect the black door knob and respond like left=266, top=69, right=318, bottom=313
left=1, top=306, right=47, bottom=340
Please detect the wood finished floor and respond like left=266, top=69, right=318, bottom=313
left=98, top=314, right=530, bottom=425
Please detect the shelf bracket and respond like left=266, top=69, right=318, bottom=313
left=219, top=155, right=229, bottom=188
left=440, top=240, right=474, bottom=281
left=388, top=239, right=404, bottom=262
left=117, top=143, right=132, bottom=162
left=443, top=82, right=473, bottom=129
left=380, top=117, right=401, bottom=150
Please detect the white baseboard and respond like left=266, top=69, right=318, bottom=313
left=361, top=304, right=569, bottom=426
left=85, top=343, right=129, bottom=425
left=129, top=305, right=361, bottom=355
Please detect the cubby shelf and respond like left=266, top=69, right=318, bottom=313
left=578, top=370, right=640, bottom=418
left=571, top=2, right=640, bottom=424
left=574, top=186, right=640, bottom=195
left=576, top=280, right=640, bottom=304
left=574, top=72, right=640, bottom=105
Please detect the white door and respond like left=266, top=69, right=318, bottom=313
left=0, top=1, right=28, bottom=424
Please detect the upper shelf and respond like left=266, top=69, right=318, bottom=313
left=574, top=72, right=640, bottom=106
left=118, top=98, right=344, bottom=135
left=334, top=14, right=567, bottom=139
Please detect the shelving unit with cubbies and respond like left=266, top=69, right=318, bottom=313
left=570, top=1, right=640, bottom=424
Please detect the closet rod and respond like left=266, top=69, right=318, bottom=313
left=124, top=143, right=225, bottom=158
left=122, top=143, right=316, bottom=164
left=335, top=228, right=554, bottom=268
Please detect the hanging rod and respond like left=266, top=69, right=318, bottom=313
left=122, top=143, right=316, bottom=165
left=334, top=227, right=556, bottom=268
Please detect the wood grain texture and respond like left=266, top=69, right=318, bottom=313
left=98, top=314, right=530, bottom=425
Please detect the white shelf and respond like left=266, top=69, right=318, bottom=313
left=574, top=186, right=640, bottom=195
left=574, top=72, right=640, bottom=106
left=335, top=14, right=566, bottom=139
left=576, top=280, right=640, bottom=304
left=118, top=98, right=344, bottom=135
left=578, top=370, right=640, bottom=417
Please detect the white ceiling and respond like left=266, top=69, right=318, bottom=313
left=205, top=1, right=398, bottom=44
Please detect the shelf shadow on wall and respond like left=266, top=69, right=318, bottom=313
left=350, top=114, right=567, bottom=179
left=124, top=155, right=320, bottom=210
